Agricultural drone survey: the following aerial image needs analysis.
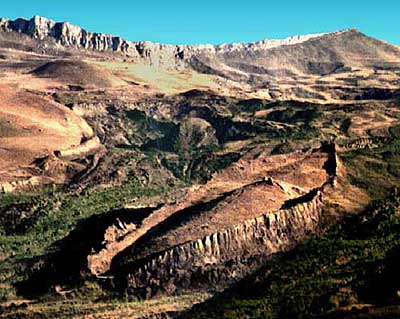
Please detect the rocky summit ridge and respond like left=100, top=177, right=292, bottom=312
left=0, top=15, right=348, bottom=57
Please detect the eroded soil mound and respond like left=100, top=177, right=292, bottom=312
left=30, top=60, right=115, bottom=88
left=0, top=84, right=94, bottom=187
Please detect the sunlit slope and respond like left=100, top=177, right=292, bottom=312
left=0, top=84, right=93, bottom=184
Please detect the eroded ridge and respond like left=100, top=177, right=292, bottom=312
left=115, top=188, right=324, bottom=298
left=87, top=146, right=331, bottom=275
left=106, top=144, right=342, bottom=297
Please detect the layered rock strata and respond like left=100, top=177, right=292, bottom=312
left=87, top=147, right=331, bottom=276
left=114, top=188, right=324, bottom=297
left=109, top=144, right=341, bottom=297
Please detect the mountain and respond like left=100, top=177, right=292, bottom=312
left=0, top=16, right=399, bottom=319
left=1, top=16, right=399, bottom=70
left=0, top=16, right=338, bottom=57
left=1, top=15, right=399, bottom=101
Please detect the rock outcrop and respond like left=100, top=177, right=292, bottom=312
left=339, top=137, right=390, bottom=151
left=0, top=176, right=42, bottom=193
left=54, top=135, right=102, bottom=159
left=113, top=188, right=324, bottom=297
left=0, top=16, right=328, bottom=54
left=107, top=144, right=344, bottom=298
left=0, top=16, right=346, bottom=67
left=0, top=16, right=131, bottom=52
left=85, top=146, right=332, bottom=276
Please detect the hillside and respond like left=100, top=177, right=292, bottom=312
left=30, top=60, right=121, bottom=88
left=0, top=16, right=399, bottom=319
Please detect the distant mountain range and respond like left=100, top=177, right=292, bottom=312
left=1, top=16, right=399, bottom=73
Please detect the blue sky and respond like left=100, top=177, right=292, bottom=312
left=2, top=0, right=399, bottom=45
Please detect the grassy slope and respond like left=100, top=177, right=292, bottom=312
left=1, top=291, right=210, bottom=319
left=342, top=125, right=400, bottom=198
left=0, top=176, right=176, bottom=301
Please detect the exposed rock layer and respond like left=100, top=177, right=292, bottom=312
left=87, top=147, right=331, bottom=276
left=55, top=135, right=102, bottom=159
left=115, top=188, right=324, bottom=297
left=0, top=16, right=355, bottom=68
left=0, top=16, right=131, bottom=52
left=109, top=144, right=341, bottom=297
left=339, top=137, right=390, bottom=150
left=0, top=177, right=41, bottom=193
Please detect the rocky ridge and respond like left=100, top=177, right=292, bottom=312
left=0, top=16, right=340, bottom=65
left=116, top=188, right=324, bottom=298
left=0, top=16, right=130, bottom=52
left=106, top=143, right=341, bottom=298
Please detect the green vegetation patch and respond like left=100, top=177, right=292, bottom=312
left=342, top=124, right=400, bottom=198
left=0, top=178, right=174, bottom=301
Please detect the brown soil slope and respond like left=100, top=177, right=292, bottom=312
left=30, top=60, right=117, bottom=88
left=192, top=30, right=400, bottom=80
left=0, top=84, right=93, bottom=185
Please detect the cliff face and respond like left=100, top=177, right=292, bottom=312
left=0, top=16, right=349, bottom=68
left=0, top=16, right=328, bottom=55
left=0, top=16, right=131, bottom=52
left=0, top=16, right=189, bottom=66
left=113, top=188, right=324, bottom=297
